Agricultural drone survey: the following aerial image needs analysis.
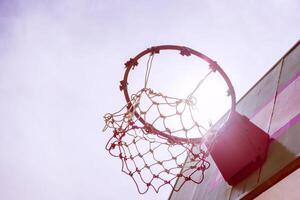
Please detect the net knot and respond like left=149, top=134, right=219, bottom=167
left=186, top=96, right=197, bottom=108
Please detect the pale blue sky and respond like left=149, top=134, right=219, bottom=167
left=0, top=0, right=299, bottom=200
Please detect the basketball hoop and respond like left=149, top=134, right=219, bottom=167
left=103, top=45, right=237, bottom=193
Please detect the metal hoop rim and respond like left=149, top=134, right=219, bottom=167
left=120, top=45, right=236, bottom=143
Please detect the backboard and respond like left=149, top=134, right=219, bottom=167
left=169, top=40, right=300, bottom=200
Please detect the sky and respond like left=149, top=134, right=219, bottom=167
left=0, top=0, right=299, bottom=200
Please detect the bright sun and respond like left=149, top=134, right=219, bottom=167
left=177, top=71, right=231, bottom=131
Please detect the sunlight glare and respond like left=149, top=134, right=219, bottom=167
left=176, top=72, right=231, bottom=132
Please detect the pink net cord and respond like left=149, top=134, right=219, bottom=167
left=103, top=88, right=211, bottom=194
